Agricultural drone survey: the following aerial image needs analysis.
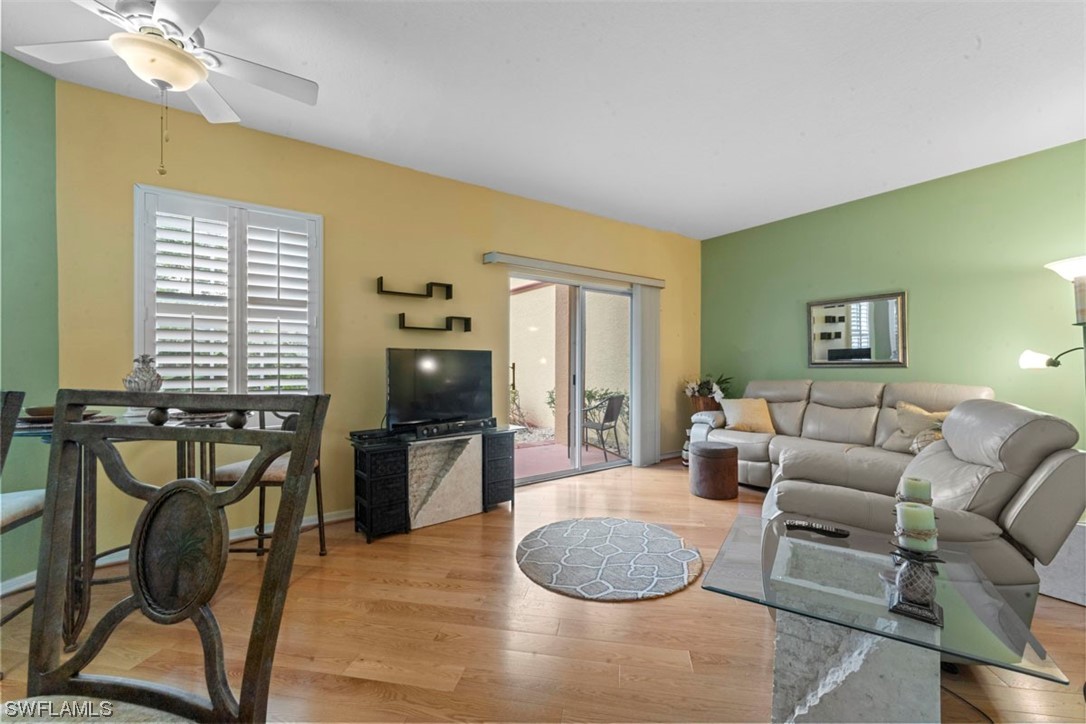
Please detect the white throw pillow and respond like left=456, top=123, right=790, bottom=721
left=882, top=402, right=948, bottom=454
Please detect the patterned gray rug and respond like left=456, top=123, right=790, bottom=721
left=516, top=517, right=703, bottom=601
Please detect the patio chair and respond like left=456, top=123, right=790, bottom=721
left=583, top=394, right=625, bottom=462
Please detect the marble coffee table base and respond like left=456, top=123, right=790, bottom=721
left=772, top=610, right=940, bottom=723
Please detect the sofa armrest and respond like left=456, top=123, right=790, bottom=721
left=690, top=422, right=710, bottom=444
left=765, top=479, right=1003, bottom=542
left=1000, top=449, right=1086, bottom=565
left=691, top=410, right=725, bottom=428
left=777, top=448, right=839, bottom=486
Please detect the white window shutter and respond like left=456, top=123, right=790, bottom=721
left=153, top=209, right=231, bottom=393
left=244, top=211, right=313, bottom=393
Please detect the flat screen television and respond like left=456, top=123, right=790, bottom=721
left=386, top=348, right=493, bottom=430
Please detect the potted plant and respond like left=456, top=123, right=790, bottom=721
left=683, top=374, right=733, bottom=412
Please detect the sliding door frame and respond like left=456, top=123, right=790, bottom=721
left=510, top=272, right=632, bottom=486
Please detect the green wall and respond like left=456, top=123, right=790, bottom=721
left=1, top=54, right=58, bottom=581
left=702, top=141, right=1086, bottom=437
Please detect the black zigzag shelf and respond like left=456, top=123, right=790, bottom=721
left=398, top=313, right=472, bottom=333
left=377, top=276, right=454, bottom=300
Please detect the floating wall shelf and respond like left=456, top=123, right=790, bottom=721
left=377, top=276, right=454, bottom=300
left=398, top=313, right=472, bottom=332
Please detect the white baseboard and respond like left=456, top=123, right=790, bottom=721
left=1, top=508, right=353, bottom=597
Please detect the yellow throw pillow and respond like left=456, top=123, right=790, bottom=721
left=721, top=398, right=776, bottom=434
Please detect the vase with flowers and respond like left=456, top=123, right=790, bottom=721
left=683, top=374, right=733, bottom=412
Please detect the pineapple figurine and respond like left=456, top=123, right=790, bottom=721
left=122, top=354, right=163, bottom=416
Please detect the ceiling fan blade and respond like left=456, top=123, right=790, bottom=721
left=205, top=49, right=319, bottom=105
left=187, top=81, right=240, bottom=124
left=68, top=0, right=136, bottom=31
left=15, top=39, right=116, bottom=65
left=153, top=0, right=221, bottom=38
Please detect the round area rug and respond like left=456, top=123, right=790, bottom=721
left=516, top=517, right=703, bottom=601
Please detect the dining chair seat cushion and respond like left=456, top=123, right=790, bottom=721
left=214, top=453, right=292, bottom=484
left=0, top=490, right=46, bottom=529
left=3, top=696, right=191, bottom=722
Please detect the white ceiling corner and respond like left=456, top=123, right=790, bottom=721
left=2, top=0, right=1083, bottom=239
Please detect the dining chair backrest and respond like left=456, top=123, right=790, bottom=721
left=1, top=390, right=26, bottom=472
left=26, top=390, right=329, bottom=722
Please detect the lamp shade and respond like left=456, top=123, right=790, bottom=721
left=1045, top=255, right=1086, bottom=324
left=1018, top=350, right=1053, bottom=369
left=109, top=32, right=207, bottom=92
left=1044, top=256, right=1086, bottom=281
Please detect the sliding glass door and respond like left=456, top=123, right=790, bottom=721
left=509, top=276, right=631, bottom=484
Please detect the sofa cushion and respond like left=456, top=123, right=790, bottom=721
left=801, top=403, right=879, bottom=445
left=777, top=445, right=911, bottom=496
left=706, top=429, right=773, bottom=462
left=903, top=439, right=1023, bottom=520
left=875, top=382, right=994, bottom=448
left=809, top=381, right=884, bottom=408
left=769, top=435, right=858, bottom=464
left=745, top=380, right=811, bottom=436
left=942, top=399, right=1079, bottom=479
left=720, top=398, right=776, bottom=433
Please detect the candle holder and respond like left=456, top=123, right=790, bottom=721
left=885, top=545, right=944, bottom=627
left=895, top=492, right=933, bottom=506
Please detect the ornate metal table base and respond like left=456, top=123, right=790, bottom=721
left=772, top=610, right=939, bottom=723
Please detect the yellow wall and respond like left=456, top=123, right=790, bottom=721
left=55, top=82, right=700, bottom=548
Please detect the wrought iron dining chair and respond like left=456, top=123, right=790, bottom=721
left=211, top=412, right=326, bottom=556
left=582, top=394, right=625, bottom=462
left=12, top=390, right=329, bottom=722
left=1, top=392, right=47, bottom=608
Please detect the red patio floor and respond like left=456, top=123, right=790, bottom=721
left=514, top=441, right=628, bottom=480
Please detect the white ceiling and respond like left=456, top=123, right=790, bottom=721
left=3, top=1, right=1084, bottom=239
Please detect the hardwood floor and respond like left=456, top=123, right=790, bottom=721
left=2, top=460, right=1083, bottom=722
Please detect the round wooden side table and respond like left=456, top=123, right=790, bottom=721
left=689, top=441, right=739, bottom=500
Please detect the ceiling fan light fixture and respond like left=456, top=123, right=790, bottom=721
left=109, top=31, right=207, bottom=92
left=191, top=49, right=221, bottom=69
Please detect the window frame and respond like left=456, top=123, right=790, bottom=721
left=133, top=184, right=324, bottom=395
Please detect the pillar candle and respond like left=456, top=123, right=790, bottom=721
left=900, top=477, right=932, bottom=504
left=896, top=502, right=937, bottom=552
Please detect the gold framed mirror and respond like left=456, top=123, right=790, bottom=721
left=807, top=292, right=907, bottom=368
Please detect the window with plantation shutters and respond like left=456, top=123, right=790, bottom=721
left=245, top=214, right=312, bottom=393
left=135, top=187, right=322, bottom=395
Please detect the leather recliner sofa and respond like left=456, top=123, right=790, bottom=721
left=689, top=379, right=995, bottom=489
left=764, top=398, right=1085, bottom=627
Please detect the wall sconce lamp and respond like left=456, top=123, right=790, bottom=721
left=1019, top=348, right=1084, bottom=369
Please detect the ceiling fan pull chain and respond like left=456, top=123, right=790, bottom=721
left=157, top=88, right=168, bottom=176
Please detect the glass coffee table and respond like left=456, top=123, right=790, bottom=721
left=703, top=516, right=1068, bottom=723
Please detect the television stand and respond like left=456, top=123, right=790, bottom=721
left=348, top=427, right=515, bottom=543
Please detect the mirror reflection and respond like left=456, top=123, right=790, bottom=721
left=808, top=292, right=906, bottom=367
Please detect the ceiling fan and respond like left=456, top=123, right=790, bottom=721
left=14, top=0, right=319, bottom=124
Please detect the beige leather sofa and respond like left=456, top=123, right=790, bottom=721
left=764, top=399, right=1085, bottom=627
left=689, top=380, right=995, bottom=489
